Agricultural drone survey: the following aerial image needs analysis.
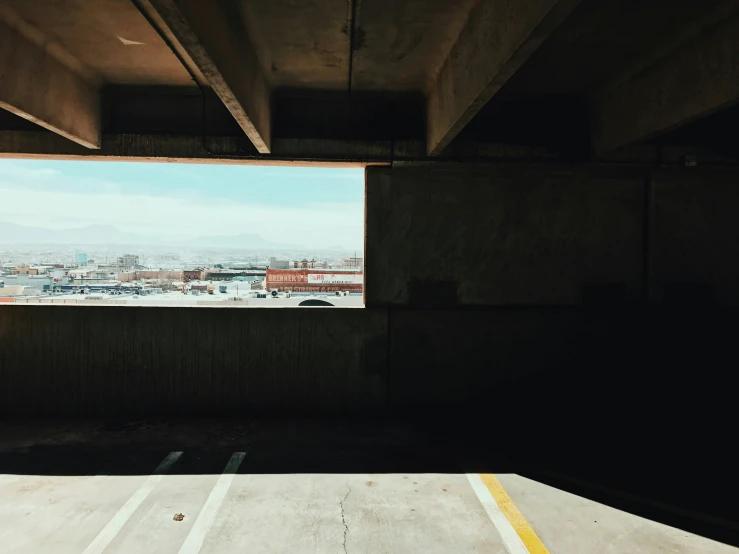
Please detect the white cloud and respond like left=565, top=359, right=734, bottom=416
left=0, top=160, right=121, bottom=194
left=0, top=163, right=62, bottom=180
left=0, top=161, right=364, bottom=249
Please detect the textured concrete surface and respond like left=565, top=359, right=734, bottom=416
left=149, top=0, right=272, bottom=153
left=351, top=0, right=478, bottom=91
left=237, top=0, right=479, bottom=92
left=0, top=17, right=100, bottom=149
left=2, top=0, right=192, bottom=86
left=593, top=11, right=739, bottom=154
left=388, top=309, right=581, bottom=411
left=0, top=423, right=735, bottom=554
left=426, top=0, right=582, bottom=154
left=199, top=473, right=504, bottom=553
left=366, top=164, right=644, bottom=306
left=650, top=169, right=739, bottom=305
left=505, top=0, right=733, bottom=95
left=0, top=419, right=736, bottom=550
left=235, top=0, right=349, bottom=90
left=0, top=306, right=388, bottom=417
left=0, top=467, right=508, bottom=553
left=497, top=474, right=738, bottom=554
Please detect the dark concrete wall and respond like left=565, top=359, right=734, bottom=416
left=367, top=163, right=739, bottom=309
left=1, top=162, right=739, bottom=419
left=650, top=168, right=739, bottom=306
left=0, top=306, right=388, bottom=417
left=363, top=162, right=739, bottom=442
left=368, top=163, right=738, bottom=528
left=365, top=164, right=645, bottom=307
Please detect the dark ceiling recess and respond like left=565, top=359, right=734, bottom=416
left=456, top=92, right=591, bottom=159
left=652, top=103, right=739, bottom=159
left=102, top=86, right=243, bottom=138
left=0, top=109, right=39, bottom=132
left=272, top=90, right=425, bottom=141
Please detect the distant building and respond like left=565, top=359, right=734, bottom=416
left=250, top=280, right=265, bottom=290
left=204, top=270, right=264, bottom=282
left=184, top=268, right=205, bottom=282
left=269, top=257, right=290, bottom=270
left=28, top=265, right=53, bottom=276
left=117, top=254, right=139, bottom=270
left=293, top=259, right=318, bottom=269
left=342, top=257, right=363, bottom=269
left=118, top=270, right=184, bottom=282
left=0, top=285, right=24, bottom=297
left=188, top=281, right=211, bottom=292
left=266, top=269, right=363, bottom=293
left=48, top=269, right=68, bottom=281
left=67, top=269, right=96, bottom=283
left=75, top=252, right=88, bottom=265
left=96, top=264, right=124, bottom=273
left=230, top=262, right=266, bottom=270
left=1, top=274, right=53, bottom=294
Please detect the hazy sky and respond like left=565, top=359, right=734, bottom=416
left=0, top=159, right=364, bottom=249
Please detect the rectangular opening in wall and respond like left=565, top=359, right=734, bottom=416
left=0, top=160, right=364, bottom=307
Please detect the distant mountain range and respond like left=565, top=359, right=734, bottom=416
left=0, top=221, right=305, bottom=249
left=185, top=233, right=303, bottom=250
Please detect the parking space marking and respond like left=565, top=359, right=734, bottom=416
left=468, top=473, right=531, bottom=554
left=83, top=451, right=183, bottom=554
left=178, top=451, right=246, bottom=554
left=470, top=473, right=550, bottom=554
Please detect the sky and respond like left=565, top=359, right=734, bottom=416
left=0, top=159, right=364, bottom=249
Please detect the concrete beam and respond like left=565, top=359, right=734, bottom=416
left=138, top=0, right=271, bottom=153
left=0, top=18, right=100, bottom=149
left=593, top=13, right=739, bottom=154
left=0, top=130, right=572, bottom=165
left=425, top=0, right=581, bottom=156
left=0, top=131, right=387, bottom=166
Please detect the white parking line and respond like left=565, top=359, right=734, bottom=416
left=178, top=452, right=246, bottom=554
left=82, top=451, right=183, bottom=554
left=467, top=473, right=530, bottom=554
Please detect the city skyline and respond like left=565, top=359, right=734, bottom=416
left=0, top=160, right=364, bottom=250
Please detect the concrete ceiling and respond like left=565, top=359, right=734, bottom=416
left=236, top=0, right=350, bottom=90
left=2, top=0, right=480, bottom=93
left=2, top=0, right=193, bottom=86
left=236, top=0, right=478, bottom=92
left=504, top=0, right=738, bottom=95
left=2, top=0, right=739, bottom=161
left=349, top=0, right=478, bottom=91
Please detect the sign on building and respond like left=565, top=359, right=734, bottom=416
left=307, top=274, right=363, bottom=284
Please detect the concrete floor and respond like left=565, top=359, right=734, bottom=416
left=0, top=421, right=736, bottom=554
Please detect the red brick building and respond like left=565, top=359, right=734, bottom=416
left=184, top=269, right=204, bottom=281
left=266, top=269, right=363, bottom=293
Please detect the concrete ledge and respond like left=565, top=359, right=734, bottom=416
left=0, top=306, right=388, bottom=417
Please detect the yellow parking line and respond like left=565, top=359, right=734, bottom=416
left=480, top=474, right=550, bottom=554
